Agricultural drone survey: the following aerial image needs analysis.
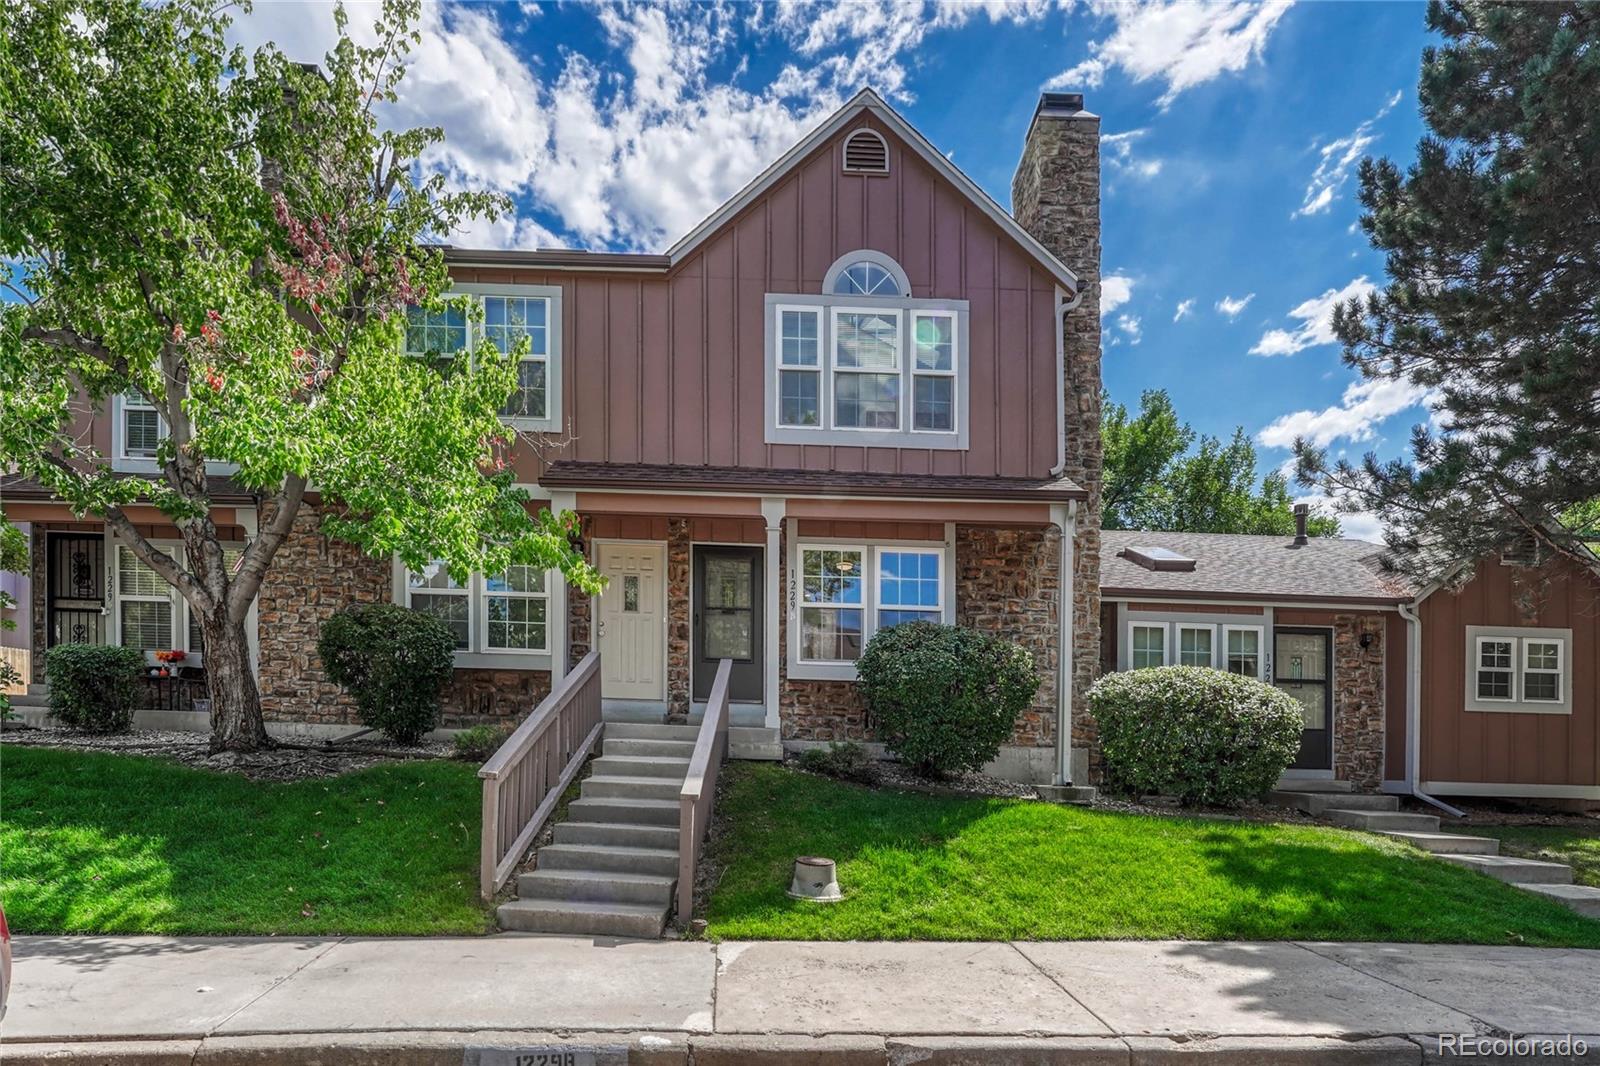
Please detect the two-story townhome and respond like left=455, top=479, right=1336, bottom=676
left=7, top=89, right=1106, bottom=785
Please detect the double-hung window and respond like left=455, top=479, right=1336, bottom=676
left=403, top=284, right=562, bottom=430
left=795, top=543, right=949, bottom=669
left=120, top=391, right=164, bottom=459
left=765, top=253, right=967, bottom=448
left=1466, top=627, right=1572, bottom=713
left=1223, top=625, right=1264, bottom=679
left=1176, top=624, right=1212, bottom=667
left=117, top=546, right=173, bottom=654
left=1129, top=623, right=1167, bottom=669
left=485, top=566, right=548, bottom=653
left=407, top=562, right=470, bottom=650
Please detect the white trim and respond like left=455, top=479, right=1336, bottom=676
left=773, top=304, right=825, bottom=429
left=830, top=305, right=903, bottom=431
left=909, top=309, right=959, bottom=436
left=1520, top=636, right=1564, bottom=705
left=761, top=498, right=785, bottom=730
left=393, top=557, right=554, bottom=671
left=1127, top=620, right=1168, bottom=670
left=1175, top=623, right=1214, bottom=668
left=664, top=88, right=1081, bottom=293
left=1421, top=781, right=1600, bottom=800
left=823, top=249, right=910, bottom=296
left=1472, top=635, right=1517, bottom=704
left=1221, top=623, right=1266, bottom=680
left=840, top=129, right=890, bottom=176
left=1464, top=625, right=1572, bottom=714
left=479, top=566, right=550, bottom=656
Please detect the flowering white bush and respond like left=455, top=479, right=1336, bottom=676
left=1088, top=666, right=1303, bottom=806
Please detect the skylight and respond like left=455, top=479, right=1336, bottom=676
left=1120, top=546, right=1196, bottom=573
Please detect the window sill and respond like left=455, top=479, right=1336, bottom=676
left=1464, top=701, right=1571, bottom=716
left=787, top=660, right=860, bottom=683
left=500, top=414, right=563, bottom=435
left=764, top=425, right=967, bottom=450
left=451, top=651, right=553, bottom=672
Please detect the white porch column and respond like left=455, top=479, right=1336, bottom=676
left=760, top=497, right=786, bottom=730
left=549, top=489, right=577, bottom=686
left=1050, top=501, right=1077, bottom=786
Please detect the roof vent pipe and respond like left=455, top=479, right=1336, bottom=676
left=1293, top=503, right=1309, bottom=547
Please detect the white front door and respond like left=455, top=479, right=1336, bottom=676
left=596, top=541, right=667, bottom=701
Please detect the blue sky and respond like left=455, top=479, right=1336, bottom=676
left=232, top=0, right=1440, bottom=539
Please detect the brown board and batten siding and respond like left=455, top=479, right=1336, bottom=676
left=1418, top=556, right=1600, bottom=791
left=450, top=112, right=1063, bottom=486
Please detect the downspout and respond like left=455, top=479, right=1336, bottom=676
left=1397, top=599, right=1465, bottom=819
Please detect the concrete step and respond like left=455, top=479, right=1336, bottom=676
left=602, top=737, right=698, bottom=759
left=9, top=691, right=50, bottom=707
left=729, top=726, right=783, bottom=761
left=497, top=898, right=666, bottom=938
left=517, top=867, right=675, bottom=906
left=604, top=722, right=701, bottom=743
left=1271, top=790, right=1397, bottom=815
left=1274, top=777, right=1353, bottom=793
left=537, top=843, right=679, bottom=877
left=1324, top=808, right=1440, bottom=832
left=553, top=820, right=681, bottom=850
left=590, top=755, right=691, bottom=780
left=581, top=775, right=684, bottom=802
left=567, top=797, right=680, bottom=826
left=1439, top=853, right=1573, bottom=885
left=1515, top=882, right=1600, bottom=919
left=1037, top=784, right=1097, bottom=806
left=1378, top=831, right=1500, bottom=855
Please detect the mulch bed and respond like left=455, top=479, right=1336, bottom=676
left=0, top=724, right=454, bottom=782
left=1443, top=797, right=1600, bottom=830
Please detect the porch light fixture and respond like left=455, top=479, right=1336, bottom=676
left=787, top=856, right=842, bottom=903
left=1359, top=632, right=1374, bottom=650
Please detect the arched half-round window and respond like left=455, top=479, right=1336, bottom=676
left=823, top=250, right=911, bottom=298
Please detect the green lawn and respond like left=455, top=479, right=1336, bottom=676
left=0, top=745, right=490, bottom=935
left=703, top=764, right=1600, bottom=945
left=1449, top=825, right=1600, bottom=888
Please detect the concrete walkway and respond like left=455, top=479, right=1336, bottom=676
left=3, top=935, right=1598, bottom=1064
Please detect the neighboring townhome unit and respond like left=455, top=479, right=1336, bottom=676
left=7, top=89, right=1106, bottom=785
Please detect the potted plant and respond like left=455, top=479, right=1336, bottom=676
left=153, top=649, right=187, bottom=677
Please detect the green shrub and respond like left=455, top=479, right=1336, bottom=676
left=317, top=603, right=455, bottom=745
left=452, top=722, right=511, bottom=763
left=795, top=740, right=877, bottom=783
left=1088, top=666, right=1304, bottom=806
left=858, top=621, right=1039, bottom=778
left=44, top=644, right=144, bottom=733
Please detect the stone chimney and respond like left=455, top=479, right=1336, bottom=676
left=1012, top=91, right=1103, bottom=783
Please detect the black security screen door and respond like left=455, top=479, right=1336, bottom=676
left=693, top=546, right=763, bottom=702
left=47, top=532, right=107, bottom=647
left=1275, top=628, right=1333, bottom=771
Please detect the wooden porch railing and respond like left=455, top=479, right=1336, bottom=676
left=478, top=650, right=603, bottom=900
left=677, top=657, right=732, bottom=923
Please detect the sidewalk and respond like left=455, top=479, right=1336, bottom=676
left=3, top=934, right=1597, bottom=1064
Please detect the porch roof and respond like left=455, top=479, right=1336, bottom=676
left=538, top=461, right=1087, bottom=503
left=1, top=472, right=259, bottom=507
left=1101, top=529, right=1414, bottom=606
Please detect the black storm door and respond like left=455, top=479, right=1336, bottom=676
left=1275, top=628, right=1333, bottom=771
left=693, top=546, right=763, bottom=702
left=47, top=532, right=107, bottom=647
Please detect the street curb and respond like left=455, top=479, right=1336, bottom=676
left=4, top=1032, right=1596, bottom=1066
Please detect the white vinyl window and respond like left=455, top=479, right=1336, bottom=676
left=1223, top=625, right=1264, bottom=679
left=776, top=306, right=822, bottom=427
left=116, top=546, right=173, bottom=654
left=1130, top=623, right=1167, bottom=670
left=832, top=308, right=901, bottom=429
left=765, top=253, right=967, bottom=449
left=910, top=311, right=957, bottom=433
left=120, top=391, right=165, bottom=459
left=484, top=565, right=548, bottom=653
left=407, top=561, right=471, bottom=651
left=1466, top=627, right=1572, bottom=713
left=402, top=284, right=561, bottom=429
left=1176, top=624, right=1213, bottom=667
left=795, top=543, right=949, bottom=667
left=1522, top=639, right=1563, bottom=703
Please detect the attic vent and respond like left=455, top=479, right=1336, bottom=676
left=1499, top=531, right=1544, bottom=568
left=1120, top=546, right=1196, bottom=573
left=843, top=129, right=889, bottom=174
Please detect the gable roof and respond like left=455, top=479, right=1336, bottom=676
left=443, top=89, right=1082, bottom=293
left=1100, top=529, right=1414, bottom=606
left=664, top=88, right=1081, bottom=293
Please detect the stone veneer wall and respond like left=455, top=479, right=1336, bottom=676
left=779, top=525, right=1063, bottom=749
left=1332, top=612, right=1388, bottom=791
left=665, top=519, right=692, bottom=722
left=1010, top=96, right=1104, bottom=780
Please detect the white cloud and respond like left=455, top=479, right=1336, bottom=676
left=1048, top=0, right=1293, bottom=107
left=227, top=1, right=1053, bottom=253
left=1173, top=298, right=1195, bottom=322
left=1295, top=90, right=1402, bottom=217
left=1117, top=313, right=1143, bottom=344
left=1101, top=273, right=1135, bottom=316
left=1101, top=129, right=1163, bottom=179
left=1249, top=276, right=1375, bottom=356
left=1292, top=491, right=1385, bottom=543
left=1215, top=293, right=1254, bottom=319
left=1257, top=376, right=1432, bottom=449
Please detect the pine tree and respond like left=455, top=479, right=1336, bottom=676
left=1296, top=0, right=1600, bottom=582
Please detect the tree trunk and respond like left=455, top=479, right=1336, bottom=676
left=202, top=611, right=269, bottom=753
